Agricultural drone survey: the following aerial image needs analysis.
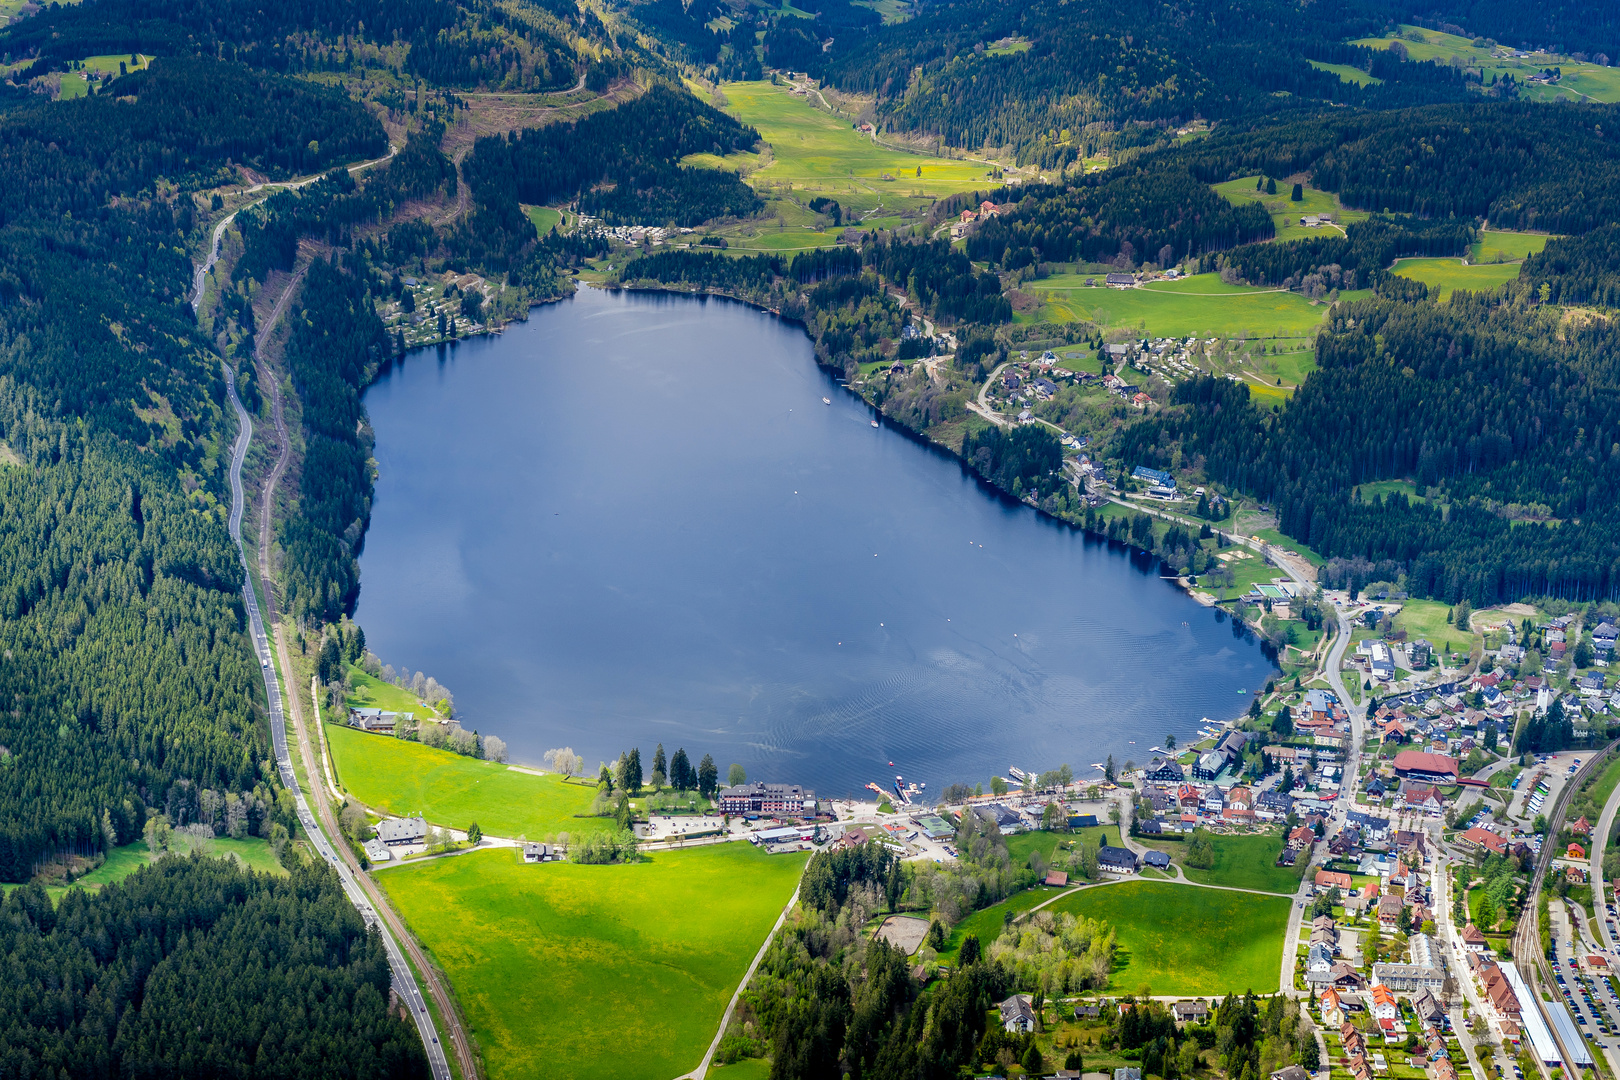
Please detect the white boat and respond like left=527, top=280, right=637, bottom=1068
left=823, top=397, right=831, bottom=404
left=871, top=419, right=879, bottom=427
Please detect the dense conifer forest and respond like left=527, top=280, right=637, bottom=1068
left=0, top=856, right=429, bottom=1076
left=461, top=85, right=764, bottom=226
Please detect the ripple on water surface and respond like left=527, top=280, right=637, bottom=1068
left=353, top=288, right=1276, bottom=796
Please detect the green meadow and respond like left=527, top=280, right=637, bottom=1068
left=1031, top=272, right=1333, bottom=338
left=1392, top=258, right=1520, bottom=299
left=1351, top=27, right=1620, bottom=104
left=52, top=54, right=152, bottom=99
left=1212, top=176, right=1369, bottom=242
left=1176, top=832, right=1301, bottom=894
left=1472, top=230, right=1554, bottom=263
left=342, top=665, right=447, bottom=718
left=326, top=724, right=612, bottom=840
left=523, top=205, right=562, bottom=236
left=379, top=843, right=806, bottom=1080
left=1053, top=881, right=1288, bottom=995
left=2, top=837, right=283, bottom=902
left=1308, top=60, right=1382, bottom=86
left=689, top=80, right=995, bottom=197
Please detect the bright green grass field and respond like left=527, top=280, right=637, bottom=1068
left=689, top=81, right=994, bottom=195
left=1033, top=272, right=1331, bottom=338
left=523, top=205, right=562, bottom=236
left=1392, top=258, right=1520, bottom=299
left=1351, top=27, right=1620, bottom=105
left=1308, top=60, right=1382, bottom=86
left=326, top=723, right=612, bottom=840
left=708, top=1056, right=773, bottom=1080
left=939, top=886, right=1067, bottom=962
left=1179, top=833, right=1301, bottom=894
left=343, top=664, right=445, bottom=719
left=379, top=844, right=807, bottom=1080
left=1472, top=230, right=1554, bottom=264
left=1053, top=881, right=1289, bottom=995
left=1005, top=826, right=1122, bottom=871
left=1212, top=176, right=1369, bottom=242
left=1391, top=598, right=1457, bottom=646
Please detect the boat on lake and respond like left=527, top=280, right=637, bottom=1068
left=823, top=397, right=831, bottom=404
left=871, top=419, right=880, bottom=427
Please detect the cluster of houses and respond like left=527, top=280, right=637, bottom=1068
left=1325, top=1002, right=1454, bottom=1080
left=1135, top=730, right=1348, bottom=836
left=950, top=200, right=1006, bottom=239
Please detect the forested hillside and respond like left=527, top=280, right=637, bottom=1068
left=461, top=85, right=763, bottom=226
left=788, top=0, right=1470, bottom=162
left=1119, top=286, right=1620, bottom=603
left=0, top=856, right=429, bottom=1076
left=0, top=57, right=388, bottom=879
left=4, top=0, right=587, bottom=91
left=1176, top=102, right=1620, bottom=232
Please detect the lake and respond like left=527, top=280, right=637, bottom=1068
left=354, top=286, right=1276, bottom=798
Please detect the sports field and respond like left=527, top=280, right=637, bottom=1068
left=1212, top=176, right=1369, bottom=242
left=1392, top=258, right=1520, bottom=299
left=1178, top=833, right=1302, bottom=894
left=379, top=843, right=806, bottom=1080
left=1052, top=881, right=1288, bottom=995
left=1032, top=273, right=1333, bottom=338
left=326, top=724, right=612, bottom=840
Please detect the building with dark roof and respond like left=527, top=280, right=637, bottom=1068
left=1098, top=845, right=1140, bottom=874
left=719, top=781, right=817, bottom=817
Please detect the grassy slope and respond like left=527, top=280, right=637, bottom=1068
left=327, top=723, right=612, bottom=840
left=1472, top=230, right=1554, bottom=263
left=1212, top=176, right=1370, bottom=243
left=1392, top=258, right=1520, bottom=300
left=1032, top=272, right=1332, bottom=338
left=523, top=205, right=562, bottom=236
left=1053, top=881, right=1288, bottom=995
left=1350, top=27, right=1620, bottom=104
left=1308, top=60, right=1382, bottom=86
left=345, top=665, right=444, bottom=718
left=691, top=81, right=993, bottom=196
left=379, top=844, right=806, bottom=1080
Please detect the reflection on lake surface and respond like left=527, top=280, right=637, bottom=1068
left=354, top=287, right=1275, bottom=797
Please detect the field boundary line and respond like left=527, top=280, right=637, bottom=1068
left=678, top=883, right=802, bottom=1080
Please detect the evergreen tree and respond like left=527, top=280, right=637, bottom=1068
left=1290, top=182, right=1304, bottom=201
left=1265, top=176, right=1277, bottom=194
left=651, top=743, right=668, bottom=789
left=670, top=747, right=693, bottom=791
left=698, top=754, right=718, bottom=799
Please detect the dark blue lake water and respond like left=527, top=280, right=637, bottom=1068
left=353, top=286, right=1275, bottom=798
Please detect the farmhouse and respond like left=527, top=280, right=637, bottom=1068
left=1172, top=1000, right=1210, bottom=1025
left=376, top=815, right=428, bottom=846
left=349, top=706, right=409, bottom=734
left=1098, top=845, right=1140, bottom=874
left=718, top=781, right=817, bottom=817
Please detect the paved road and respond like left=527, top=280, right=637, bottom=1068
left=1593, top=763, right=1620, bottom=953
left=201, top=222, right=457, bottom=1080
left=221, top=363, right=452, bottom=1080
